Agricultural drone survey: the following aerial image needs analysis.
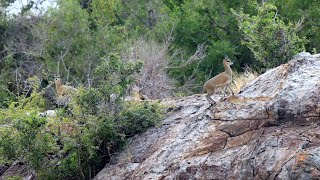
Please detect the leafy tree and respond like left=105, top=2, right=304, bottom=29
left=232, top=2, right=307, bottom=68
left=270, top=0, right=320, bottom=53
left=153, top=0, right=256, bottom=87
left=90, top=0, right=122, bottom=26
left=0, top=0, right=14, bottom=106
left=36, top=0, right=92, bottom=80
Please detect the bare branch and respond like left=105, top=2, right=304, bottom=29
left=295, top=17, right=305, bottom=33
left=122, top=37, right=175, bottom=99
left=165, top=43, right=207, bottom=69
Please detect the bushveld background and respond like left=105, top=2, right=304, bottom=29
left=0, top=0, right=319, bottom=179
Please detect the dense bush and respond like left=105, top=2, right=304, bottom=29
left=232, top=2, right=307, bottom=68
left=0, top=0, right=318, bottom=98
left=0, top=57, right=163, bottom=179
left=0, top=88, right=15, bottom=108
left=117, top=101, right=163, bottom=136
left=0, top=0, right=319, bottom=179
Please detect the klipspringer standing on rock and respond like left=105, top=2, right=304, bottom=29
left=203, top=57, right=234, bottom=104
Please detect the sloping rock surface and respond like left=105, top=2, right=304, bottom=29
left=94, top=54, right=320, bottom=180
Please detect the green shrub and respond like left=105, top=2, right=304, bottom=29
left=94, top=53, right=142, bottom=98
left=74, top=87, right=103, bottom=115
left=0, top=67, right=164, bottom=180
left=117, top=101, right=164, bottom=136
left=0, top=88, right=15, bottom=108
left=0, top=113, right=58, bottom=175
left=15, top=115, right=57, bottom=173
left=0, top=126, right=17, bottom=163
left=232, top=2, right=307, bottom=68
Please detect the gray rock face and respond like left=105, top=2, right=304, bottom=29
left=0, top=162, right=34, bottom=180
left=94, top=54, right=320, bottom=180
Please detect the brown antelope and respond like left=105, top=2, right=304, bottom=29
left=54, top=75, right=77, bottom=96
left=203, top=57, right=234, bottom=104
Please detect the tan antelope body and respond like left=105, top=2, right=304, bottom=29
left=54, top=75, right=77, bottom=96
left=203, top=57, right=234, bottom=104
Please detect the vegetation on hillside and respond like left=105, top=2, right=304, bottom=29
left=0, top=55, right=164, bottom=179
left=0, top=0, right=319, bottom=179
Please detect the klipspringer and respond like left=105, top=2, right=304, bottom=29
left=54, top=75, right=77, bottom=96
left=203, top=57, right=234, bottom=104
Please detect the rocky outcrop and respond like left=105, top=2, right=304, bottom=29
left=0, top=162, right=34, bottom=180
left=94, top=53, right=320, bottom=180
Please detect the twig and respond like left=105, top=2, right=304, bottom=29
left=165, top=44, right=207, bottom=69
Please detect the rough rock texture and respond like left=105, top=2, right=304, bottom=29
left=0, top=162, right=34, bottom=180
left=94, top=53, right=320, bottom=180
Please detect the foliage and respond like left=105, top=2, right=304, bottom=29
left=36, top=0, right=92, bottom=80
left=0, top=126, right=16, bottom=163
left=94, top=53, right=142, bottom=99
left=117, top=101, right=164, bottom=136
left=270, top=0, right=320, bottom=53
left=74, top=87, right=102, bottom=115
left=154, top=0, right=247, bottom=85
left=0, top=0, right=320, bottom=179
left=0, top=86, right=15, bottom=108
left=34, top=0, right=143, bottom=82
left=13, top=114, right=53, bottom=170
left=0, top=58, right=162, bottom=180
left=232, top=2, right=307, bottom=68
left=0, top=77, right=48, bottom=168
left=89, top=0, right=122, bottom=26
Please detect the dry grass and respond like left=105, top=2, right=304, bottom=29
left=231, top=67, right=258, bottom=95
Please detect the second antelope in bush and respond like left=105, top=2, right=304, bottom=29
left=54, top=75, right=77, bottom=96
left=203, top=57, right=234, bottom=104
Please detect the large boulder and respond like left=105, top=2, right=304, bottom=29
left=94, top=53, right=320, bottom=180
